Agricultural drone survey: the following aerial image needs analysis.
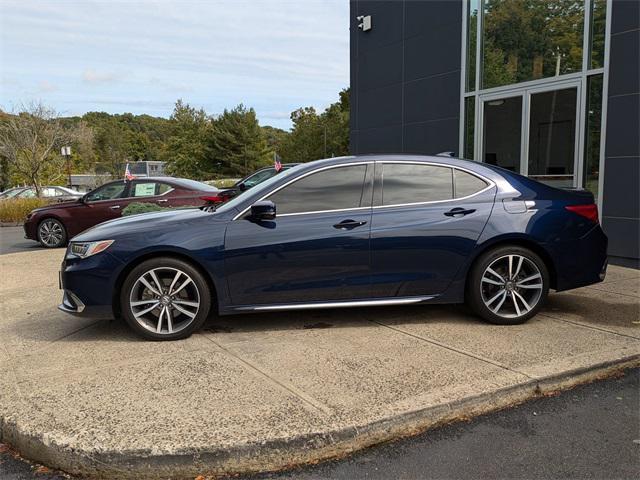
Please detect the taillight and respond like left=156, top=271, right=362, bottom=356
left=565, top=204, right=599, bottom=224
left=200, top=195, right=223, bottom=203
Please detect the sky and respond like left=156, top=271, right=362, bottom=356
left=0, top=0, right=350, bottom=129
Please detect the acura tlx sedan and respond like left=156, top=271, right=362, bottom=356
left=58, top=155, right=608, bottom=341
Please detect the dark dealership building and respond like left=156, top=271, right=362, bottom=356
left=349, top=0, right=639, bottom=265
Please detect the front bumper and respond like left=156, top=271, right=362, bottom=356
left=58, top=289, right=85, bottom=313
left=58, top=251, right=125, bottom=318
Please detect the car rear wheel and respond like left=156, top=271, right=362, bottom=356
left=467, top=246, right=549, bottom=325
left=121, top=257, right=211, bottom=340
left=37, top=218, right=67, bottom=248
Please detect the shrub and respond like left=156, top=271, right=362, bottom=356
left=0, top=198, right=51, bottom=224
left=205, top=178, right=239, bottom=189
left=122, top=202, right=172, bottom=217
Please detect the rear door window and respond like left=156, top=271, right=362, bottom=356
left=381, top=163, right=453, bottom=206
left=454, top=170, right=489, bottom=198
left=131, top=182, right=159, bottom=197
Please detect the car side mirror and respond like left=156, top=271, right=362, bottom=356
left=250, top=200, right=276, bottom=220
left=238, top=182, right=247, bottom=192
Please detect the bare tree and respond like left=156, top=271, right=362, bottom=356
left=0, top=102, right=89, bottom=195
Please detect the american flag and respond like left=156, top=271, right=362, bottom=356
left=274, top=154, right=282, bottom=172
left=124, top=163, right=135, bottom=181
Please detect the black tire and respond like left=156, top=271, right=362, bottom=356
left=467, top=246, right=549, bottom=325
left=120, top=257, right=211, bottom=341
left=37, top=218, right=67, bottom=248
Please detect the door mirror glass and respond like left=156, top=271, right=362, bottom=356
left=250, top=200, right=276, bottom=220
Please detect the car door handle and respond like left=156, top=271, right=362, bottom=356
left=157, top=199, right=168, bottom=203
left=444, top=208, right=476, bottom=217
left=110, top=205, right=121, bottom=210
left=333, top=219, right=367, bottom=230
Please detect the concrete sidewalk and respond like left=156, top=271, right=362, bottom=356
left=0, top=250, right=638, bottom=479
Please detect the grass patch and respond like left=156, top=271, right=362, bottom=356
left=0, top=198, right=51, bottom=223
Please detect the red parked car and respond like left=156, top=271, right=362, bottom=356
left=24, top=177, right=231, bottom=248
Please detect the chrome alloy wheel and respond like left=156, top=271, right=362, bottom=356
left=480, top=254, right=543, bottom=318
left=129, top=267, right=200, bottom=335
left=38, top=219, right=64, bottom=247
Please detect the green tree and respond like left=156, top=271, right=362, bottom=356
left=209, top=104, right=271, bottom=177
left=279, top=88, right=350, bottom=163
left=163, top=100, right=212, bottom=178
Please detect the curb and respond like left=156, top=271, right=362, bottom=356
left=2, top=355, right=639, bottom=479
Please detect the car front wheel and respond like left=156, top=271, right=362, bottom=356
left=37, top=218, right=67, bottom=248
left=467, top=246, right=549, bottom=325
left=120, top=257, right=211, bottom=340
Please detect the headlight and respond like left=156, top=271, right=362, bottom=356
left=69, top=240, right=114, bottom=258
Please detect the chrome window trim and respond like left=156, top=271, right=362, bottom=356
left=232, top=160, right=495, bottom=220
left=376, top=160, right=495, bottom=209
left=232, top=162, right=373, bottom=220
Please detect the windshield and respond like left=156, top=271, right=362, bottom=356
left=215, top=164, right=303, bottom=214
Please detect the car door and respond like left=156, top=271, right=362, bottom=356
left=224, top=163, right=374, bottom=306
left=369, top=161, right=496, bottom=297
left=78, top=181, right=130, bottom=231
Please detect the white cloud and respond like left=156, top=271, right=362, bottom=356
left=82, top=69, right=121, bottom=84
left=1, top=0, right=349, bottom=128
left=37, top=80, right=57, bottom=92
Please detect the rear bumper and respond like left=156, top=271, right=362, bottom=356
left=552, top=224, right=608, bottom=292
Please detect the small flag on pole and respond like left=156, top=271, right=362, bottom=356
left=124, top=163, right=134, bottom=182
left=274, top=153, right=282, bottom=172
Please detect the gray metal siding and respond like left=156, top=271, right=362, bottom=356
left=602, top=0, right=640, bottom=260
left=350, top=0, right=463, bottom=156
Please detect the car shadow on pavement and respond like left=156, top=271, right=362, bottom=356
left=198, top=303, right=474, bottom=336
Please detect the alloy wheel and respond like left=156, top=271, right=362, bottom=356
left=38, top=219, right=64, bottom=247
left=129, top=267, right=200, bottom=335
left=480, top=254, right=543, bottom=319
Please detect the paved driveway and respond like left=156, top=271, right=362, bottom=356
left=0, top=226, right=43, bottom=255
left=0, top=249, right=638, bottom=478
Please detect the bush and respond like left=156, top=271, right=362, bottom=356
left=122, top=202, right=172, bottom=217
left=205, top=178, right=239, bottom=189
left=0, top=198, right=51, bottom=224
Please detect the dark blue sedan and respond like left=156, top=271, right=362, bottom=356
left=59, top=155, right=607, bottom=340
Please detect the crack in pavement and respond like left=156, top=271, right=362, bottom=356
left=541, top=313, right=640, bottom=341
left=367, top=319, right=533, bottom=379
left=202, top=333, right=333, bottom=417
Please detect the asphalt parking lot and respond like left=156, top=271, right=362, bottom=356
left=0, top=245, right=638, bottom=478
left=0, top=226, right=41, bottom=255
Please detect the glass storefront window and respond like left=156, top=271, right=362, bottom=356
left=482, top=96, right=523, bottom=172
left=482, top=0, right=585, bottom=89
left=527, top=87, right=578, bottom=188
left=589, top=0, right=606, bottom=69
left=466, top=0, right=479, bottom=92
left=463, top=97, right=475, bottom=159
left=584, top=74, right=603, bottom=198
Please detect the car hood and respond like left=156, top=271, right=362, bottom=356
left=72, top=208, right=227, bottom=242
left=31, top=199, right=83, bottom=212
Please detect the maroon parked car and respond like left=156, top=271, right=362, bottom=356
left=24, top=177, right=230, bottom=248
